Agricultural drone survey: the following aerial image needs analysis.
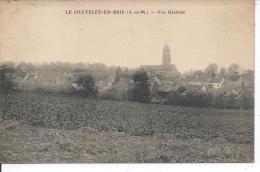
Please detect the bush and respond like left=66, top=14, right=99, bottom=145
left=212, top=94, right=224, bottom=108
left=0, top=65, right=15, bottom=95
left=130, top=70, right=150, bottom=103
left=72, top=74, right=98, bottom=98
left=167, top=86, right=253, bottom=109
left=167, top=90, right=212, bottom=108
left=185, top=91, right=212, bottom=107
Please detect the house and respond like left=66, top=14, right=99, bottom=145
left=183, top=75, right=209, bottom=86
left=150, top=75, right=178, bottom=98
left=207, top=77, right=225, bottom=89
left=14, top=70, right=71, bottom=91
left=183, top=75, right=225, bottom=90
left=101, top=76, right=134, bottom=100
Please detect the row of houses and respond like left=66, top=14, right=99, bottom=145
left=182, top=75, right=225, bottom=89
left=107, top=70, right=254, bottom=100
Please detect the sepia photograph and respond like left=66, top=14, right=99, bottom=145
left=0, top=0, right=255, bottom=164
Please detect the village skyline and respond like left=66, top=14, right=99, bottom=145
left=0, top=58, right=254, bottom=74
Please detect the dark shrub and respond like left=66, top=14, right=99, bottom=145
left=167, top=88, right=212, bottom=108
left=73, top=74, right=98, bottom=98
left=0, top=65, right=15, bottom=95
left=130, top=70, right=150, bottom=103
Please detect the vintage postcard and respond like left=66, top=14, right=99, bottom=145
left=0, top=0, right=254, bottom=163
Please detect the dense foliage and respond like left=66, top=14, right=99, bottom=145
left=0, top=65, right=15, bottom=95
left=167, top=89, right=253, bottom=109
left=129, top=70, right=150, bottom=103
left=73, top=74, right=98, bottom=98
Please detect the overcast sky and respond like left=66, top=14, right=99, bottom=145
left=0, top=0, right=254, bottom=72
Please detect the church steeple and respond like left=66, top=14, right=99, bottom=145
left=162, top=42, right=171, bottom=65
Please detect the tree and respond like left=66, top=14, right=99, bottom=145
left=0, top=65, right=15, bottom=95
left=194, top=70, right=203, bottom=77
left=130, top=70, right=150, bottom=103
left=228, top=63, right=240, bottom=74
left=219, top=67, right=227, bottom=76
left=206, top=63, right=218, bottom=77
left=167, top=90, right=186, bottom=106
left=177, top=85, right=187, bottom=94
left=114, top=66, right=121, bottom=83
left=74, top=74, right=98, bottom=98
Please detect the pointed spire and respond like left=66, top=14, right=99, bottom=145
left=162, top=41, right=171, bottom=65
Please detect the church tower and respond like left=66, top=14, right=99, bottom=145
left=162, top=42, right=171, bottom=66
